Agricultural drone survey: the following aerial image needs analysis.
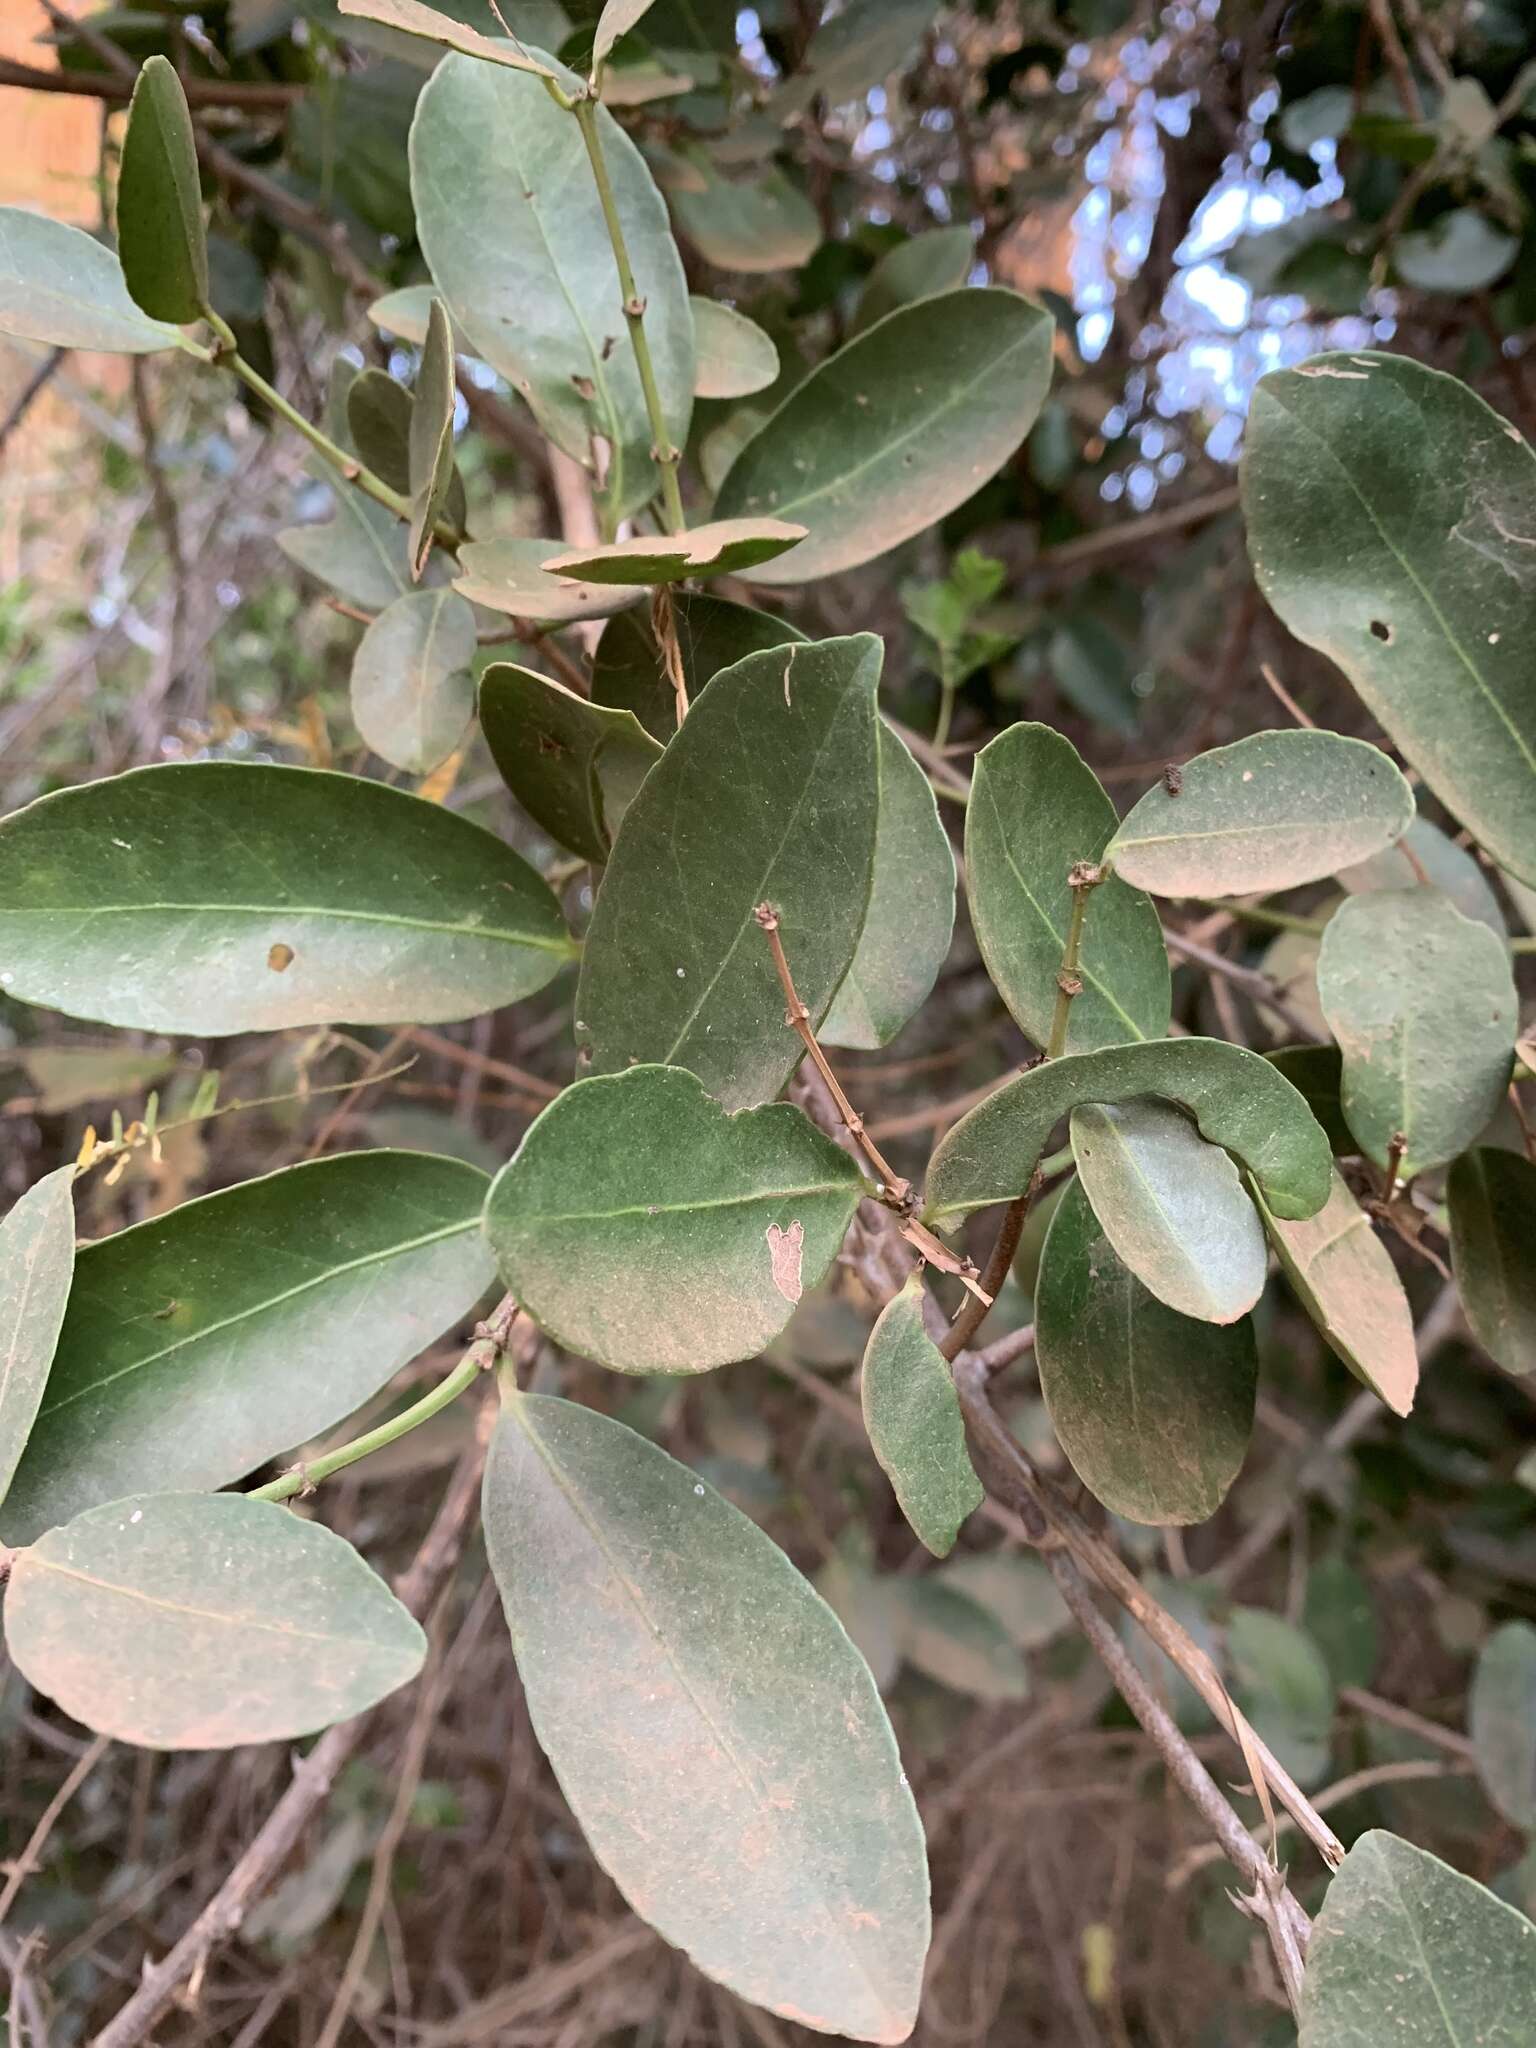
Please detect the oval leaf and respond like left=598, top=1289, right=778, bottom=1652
left=0, top=1168, right=76, bottom=1510
left=821, top=722, right=955, bottom=1050
left=896, top=1579, right=1029, bottom=1701
left=967, top=722, right=1170, bottom=1054
left=1471, top=1621, right=1536, bottom=1830
left=1298, top=1830, right=1536, bottom=2047
left=0, top=1151, right=494, bottom=1544
left=1449, top=1147, right=1536, bottom=1376
left=483, top=1393, right=929, bottom=2040
left=352, top=587, right=476, bottom=775
left=592, top=590, right=801, bottom=743
left=118, top=56, right=208, bottom=324
left=480, top=662, right=663, bottom=864
left=860, top=1278, right=981, bottom=1557
left=1069, top=1099, right=1267, bottom=1324
left=0, top=206, right=182, bottom=353
left=714, top=289, right=1053, bottom=584
left=851, top=226, right=973, bottom=337
left=925, top=1038, right=1332, bottom=1228
left=347, top=368, right=414, bottom=492
left=483, top=1065, right=862, bottom=1374
left=1243, top=352, right=1536, bottom=886
left=0, top=763, right=572, bottom=1034
left=667, top=152, right=821, bottom=274
left=1035, top=1180, right=1257, bottom=1526
left=279, top=484, right=429, bottom=613
left=1338, top=814, right=1506, bottom=935
left=691, top=295, right=780, bottom=397
left=6, top=1493, right=425, bottom=1749
left=407, top=295, right=457, bottom=577
left=1107, top=730, right=1414, bottom=897
left=543, top=517, right=806, bottom=587
left=575, top=634, right=881, bottom=1110
left=1317, top=888, right=1517, bottom=1178
left=454, top=535, right=646, bottom=623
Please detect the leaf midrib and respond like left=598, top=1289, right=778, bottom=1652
left=0, top=902, right=569, bottom=952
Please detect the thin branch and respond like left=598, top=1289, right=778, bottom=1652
left=0, top=1735, right=110, bottom=1930
left=938, top=1180, right=1035, bottom=1360
left=0, top=53, right=302, bottom=108
left=1165, top=928, right=1324, bottom=1043
left=1047, top=862, right=1104, bottom=1059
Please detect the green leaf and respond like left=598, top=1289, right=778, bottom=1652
left=690, top=295, right=780, bottom=397
left=925, top=1038, right=1331, bottom=1229
left=117, top=56, right=208, bottom=325
left=1298, top=1830, right=1536, bottom=2046
left=5, top=1493, right=425, bottom=1749
left=1337, top=814, right=1507, bottom=935
left=859, top=1277, right=981, bottom=1557
left=0, top=1169, right=76, bottom=1511
left=366, top=284, right=444, bottom=346
left=936, top=1551, right=1069, bottom=1650
left=1227, top=1609, right=1335, bottom=1789
left=337, top=0, right=559, bottom=75
left=483, top=1392, right=929, bottom=2039
left=773, top=0, right=941, bottom=117
left=1395, top=207, right=1517, bottom=293
left=483, top=1065, right=862, bottom=1373
left=0, top=1151, right=494, bottom=1544
left=821, top=723, right=955, bottom=1051
left=714, top=290, right=1054, bottom=584
left=346, top=368, right=414, bottom=492
left=591, top=589, right=800, bottom=743
left=1107, top=731, right=1415, bottom=898
left=667, top=152, right=821, bottom=274
left=0, top=763, right=571, bottom=1035
left=407, top=296, right=457, bottom=577
left=1243, top=352, right=1536, bottom=886
left=1471, top=1621, right=1536, bottom=1829
left=1449, top=1148, right=1536, bottom=1376
left=0, top=206, right=183, bottom=353
left=542, top=517, right=807, bottom=586
left=895, top=1578, right=1030, bottom=1701
left=1069, top=1100, right=1267, bottom=1324
left=851, top=226, right=973, bottom=337
left=279, top=486, right=420, bottom=612
left=1317, top=889, right=1517, bottom=1178
left=966, top=722, right=1170, bottom=1055
left=1259, top=1167, right=1418, bottom=1416
left=1035, top=1181, right=1257, bottom=1526
left=13, top=1044, right=175, bottom=1115
left=351, top=588, right=476, bottom=775
left=410, top=52, right=693, bottom=520
left=1266, top=1045, right=1351, bottom=1155
left=453, top=535, right=645, bottom=623
left=576, top=634, right=881, bottom=1109
left=480, top=661, right=662, bottom=864
left=1304, top=1558, right=1380, bottom=1691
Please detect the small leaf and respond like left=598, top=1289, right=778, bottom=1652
left=454, top=536, right=645, bottom=623
left=1317, top=888, right=1517, bottom=1178
left=483, top=1393, right=929, bottom=2040
left=690, top=295, right=780, bottom=398
left=936, top=1551, right=1069, bottom=1650
left=483, top=1065, right=863, bottom=1374
left=351, top=588, right=476, bottom=775
left=772, top=0, right=941, bottom=117
left=576, top=635, right=882, bottom=1110
left=0, top=1151, right=494, bottom=1543
left=346, top=368, right=414, bottom=492
left=859, top=1278, right=982, bottom=1557
left=1259, top=1167, right=1418, bottom=1416
left=1106, top=730, right=1415, bottom=898
left=1069, top=1099, right=1267, bottom=1324
left=1035, top=1180, right=1257, bottom=1526
left=480, top=662, right=662, bottom=864
left=14, top=1045, right=175, bottom=1114
left=279, top=485, right=424, bottom=612
left=0, top=763, right=571, bottom=1035
left=714, top=290, right=1054, bottom=584
left=967, top=722, right=1170, bottom=1055
left=543, top=517, right=807, bottom=587
left=337, top=0, right=558, bottom=75
left=117, top=57, right=209, bottom=324
left=667, top=151, right=821, bottom=274
left=1337, top=813, right=1506, bottom=934
left=0, top=1169, right=76, bottom=1510
left=851, top=226, right=973, bottom=337
left=1227, top=1609, right=1334, bottom=1788
left=1470, top=1621, right=1536, bottom=1829
left=925, top=1038, right=1332, bottom=1228
left=895, top=1579, right=1029, bottom=1701
left=591, top=589, right=801, bottom=743
left=1449, top=1147, right=1536, bottom=1375
left=0, top=206, right=182, bottom=353
left=407, top=297, right=457, bottom=577
left=1304, top=1557, right=1380, bottom=1691
left=1298, top=1830, right=1536, bottom=2046
left=366, top=284, right=444, bottom=346
left=5, top=1493, right=425, bottom=1749
left=593, top=0, right=660, bottom=68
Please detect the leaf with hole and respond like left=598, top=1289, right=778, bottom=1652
left=1298, top=1830, right=1536, bottom=2046
left=543, top=518, right=806, bottom=587
left=0, top=1150, right=494, bottom=1544
left=1448, top=1147, right=1536, bottom=1376
left=966, top=722, right=1170, bottom=1055
left=690, top=296, right=780, bottom=397
left=337, top=0, right=559, bottom=75
left=0, top=763, right=571, bottom=1035
left=0, top=1168, right=76, bottom=1512
left=0, top=206, right=184, bottom=353
left=1227, top=1609, right=1334, bottom=1789
left=350, top=588, right=477, bottom=775
left=1107, top=731, right=1414, bottom=898
left=1243, top=352, right=1536, bottom=886
left=5, top=1493, right=425, bottom=1749
left=479, top=661, right=662, bottom=864
left=1471, top=1621, right=1536, bottom=1830
left=851, top=226, right=973, bottom=336
left=1069, top=1100, right=1267, bottom=1324
left=575, top=634, right=881, bottom=1109
left=483, top=1392, right=929, bottom=2039
left=1035, top=1180, right=1257, bottom=1526
left=592, top=590, right=801, bottom=742
left=925, top=1038, right=1331, bottom=1229
left=1317, top=888, right=1517, bottom=1178
left=714, top=290, right=1054, bottom=584
left=859, top=1278, right=981, bottom=1557
left=454, top=536, right=645, bottom=623
left=482, top=1065, right=862, bottom=1374
left=407, top=297, right=457, bottom=576
left=117, top=56, right=208, bottom=324
left=667, top=151, right=821, bottom=274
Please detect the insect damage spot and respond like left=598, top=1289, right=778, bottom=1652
left=267, top=943, right=295, bottom=972
left=765, top=1219, right=805, bottom=1303
left=1369, top=619, right=1393, bottom=643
